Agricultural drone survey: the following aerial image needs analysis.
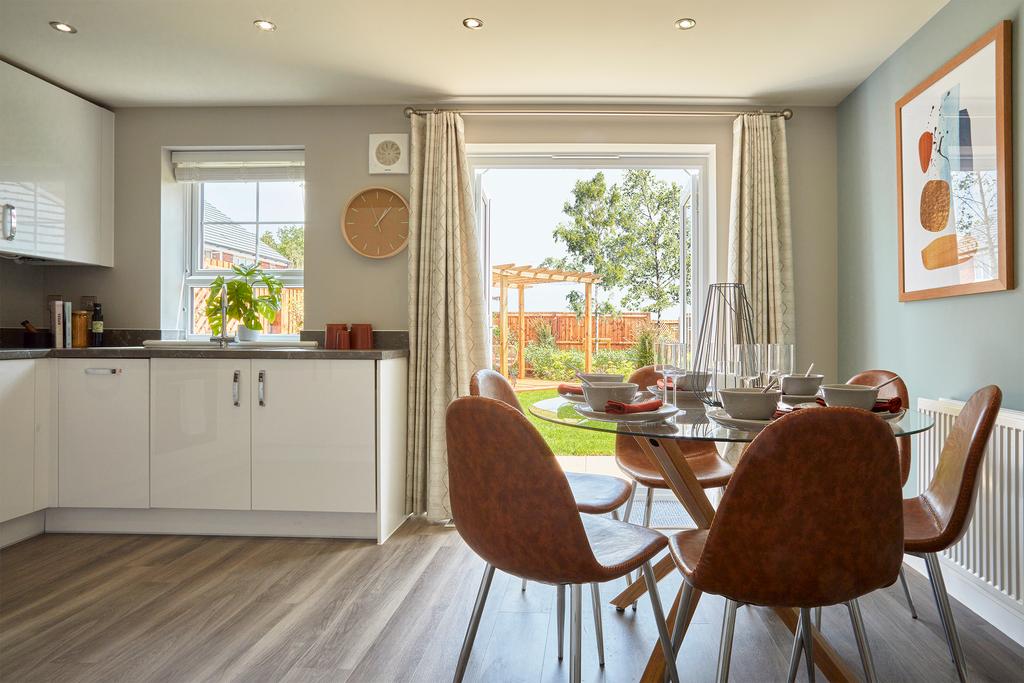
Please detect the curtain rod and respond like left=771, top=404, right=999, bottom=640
left=403, top=107, right=794, bottom=120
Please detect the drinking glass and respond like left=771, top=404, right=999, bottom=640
left=733, top=343, right=763, bottom=388
left=656, top=341, right=686, bottom=401
left=767, top=343, right=795, bottom=383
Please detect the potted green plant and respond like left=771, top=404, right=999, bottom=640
left=205, top=263, right=284, bottom=341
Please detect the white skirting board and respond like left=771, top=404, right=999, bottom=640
left=913, top=397, right=1024, bottom=646
left=0, top=510, right=45, bottom=548
left=45, top=508, right=379, bottom=539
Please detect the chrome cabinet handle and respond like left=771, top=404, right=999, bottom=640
left=85, top=368, right=122, bottom=375
left=232, top=370, right=240, bottom=407
left=258, top=370, right=266, bottom=406
left=1, top=204, right=15, bottom=241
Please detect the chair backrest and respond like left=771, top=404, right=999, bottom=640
left=921, top=385, right=1002, bottom=549
left=848, top=370, right=912, bottom=485
left=469, top=369, right=523, bottom=413
left=690, top=407, right=904, bottom=607
left=445, top=396, right=603, bottom=584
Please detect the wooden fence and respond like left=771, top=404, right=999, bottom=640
left=492, top=311, right=682, bottom=350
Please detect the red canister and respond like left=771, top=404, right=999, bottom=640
left=325, top=323, right=350, bottom=350
left=350, top=323, right=373, bottom=350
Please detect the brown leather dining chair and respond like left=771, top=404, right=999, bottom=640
left=615, top=366, right=734, bottom=529
left=446, top=396, right=680, bottom=683
left=666, top=407, right=904, bottom=683
left=901, top=385, right=1001, bottom=683
left=847, top=370, right=918, bottom=619
left=470, top=368, right=632, bottom=665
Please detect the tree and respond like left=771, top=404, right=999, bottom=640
left=541, top=172, right=627, bottom=316
left=618, top=170, right=681, bottom=322
left=260, top=225, right=304, bottom=268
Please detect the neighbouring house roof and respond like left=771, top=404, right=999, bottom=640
left=202, top=202, right=291, bottom=267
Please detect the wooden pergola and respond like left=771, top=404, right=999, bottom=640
left=492, top=264, right=603, bottom=378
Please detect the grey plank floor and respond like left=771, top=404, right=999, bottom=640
left=1, top=516, right=1021, bottom=682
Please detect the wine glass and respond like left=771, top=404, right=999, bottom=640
left=767, top=343, right=795, bottom=384
left=656, top=340, right=686, bottom=401
left=733, top=343, right=763, bottom=389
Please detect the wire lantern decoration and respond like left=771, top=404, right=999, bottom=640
left=691, top=283, right=764, bottom=407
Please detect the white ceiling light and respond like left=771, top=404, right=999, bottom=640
left=674, top=18, right=697, bottom=30
left=49, top=21, right=78, bottom=34
left=253, top=19, right=277, bottom=32
left=462, top=18, right=484, bottom=30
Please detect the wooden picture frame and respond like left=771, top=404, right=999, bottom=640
left=896, top=20, right=1014, bottom=301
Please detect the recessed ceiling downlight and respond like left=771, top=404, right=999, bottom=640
left=674, top=18, right=697, bottom=30
left=462, top=17, right=484, bottom=30
left=49, top=21, right=78, bottom=34
left=253, top=19, right=277, bottom=31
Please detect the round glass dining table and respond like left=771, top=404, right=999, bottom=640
left=529, top=396, right=934, bottom=682
left=528, top=396, right=935, bottom=442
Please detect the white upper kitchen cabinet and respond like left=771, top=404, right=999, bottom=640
left=0, top=360, right=36, bottom=523
left=150, top=359, right=251, bottom=510
left=58, top=359, right=149, bottom=508
left=0, top=62, right=114, bottom=265
left=251, top=360, right=376, bottom=513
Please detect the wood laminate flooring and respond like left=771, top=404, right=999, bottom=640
left=1, top=519, right=1022, bottom=682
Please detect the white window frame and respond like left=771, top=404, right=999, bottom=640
left=466, top=143, right=717, bottom=351
left=183, top=180, right=305, bottom=339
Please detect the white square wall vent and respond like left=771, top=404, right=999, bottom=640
left=368, top=133, right=409, bottom=174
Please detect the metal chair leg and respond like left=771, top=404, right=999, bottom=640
left=786, top=610, right=803, bottom=683
left=622, top=479, right=638, bottom=524
left=898, top=566, right=918, bottom=619
left=521, top=577, right=528, bottom=592
left=799, top=606, right=816, bottom=683
left=570, top=584, right=583, bottom=683
left=716, top=599, right=738, bottom=683
left=557, top=584, right=566, bottom=660
left=643, top=486, right=655, bottom=528
left=925, top=553, right=969, bottom=683
left=642, top=561, right=681, bottom=683
left=814, top=606, right=822, bottom=630
left=453, top=563, right=495, bottom=683
left=847, top=598, right=878, bottom=683
left=591, top=583, right=605, bottom=666
left=670, top=581, right=696, bottom=654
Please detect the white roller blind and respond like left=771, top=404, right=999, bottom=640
left=171, top=150, right=305, bottom=183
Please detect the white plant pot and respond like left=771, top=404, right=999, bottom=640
left=237, top=324, right=260, bottom=342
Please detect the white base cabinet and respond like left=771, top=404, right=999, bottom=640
left=150, top=359, right=251, bottom=510
left=251, top=360, right=376, bottom=513
left=58, top=359, right=149, bottom=508
left=0, top=360, right=36, bottom=523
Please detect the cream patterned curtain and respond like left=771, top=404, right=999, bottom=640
left=406, top=112, right=489, bottom=521
left=727, top=113, right=795, bottom=344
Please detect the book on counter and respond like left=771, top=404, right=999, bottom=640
left=63, top=300, right=72, bottom=348
left=50, top=300, right=65, bottom=348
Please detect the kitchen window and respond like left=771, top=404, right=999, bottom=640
left=172, top=150, right=305, bottom=337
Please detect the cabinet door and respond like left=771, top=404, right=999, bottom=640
left=58, top=359, right=149, bottom=508
left=0, top=360, right=36, bottom=522
left=150, top=359, right=251, bottom=510
left=251, top=360, right=376, bottom=513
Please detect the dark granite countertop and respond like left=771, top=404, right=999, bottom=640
left=1, top=347, right=408, bottom=360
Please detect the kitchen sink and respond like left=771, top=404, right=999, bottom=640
left=142, top=339, right=319, bottom=349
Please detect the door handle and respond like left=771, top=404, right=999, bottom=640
left=232, top=370, right=240, bottom=407
left=258, top=369, right=266, bottom=407
left=84, top=368, right=122, bottom=375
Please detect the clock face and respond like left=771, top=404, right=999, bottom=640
left=342, top=188, right=410, bottom=259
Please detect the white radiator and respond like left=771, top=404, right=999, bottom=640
left=913, top=397, right=1024, bottom=645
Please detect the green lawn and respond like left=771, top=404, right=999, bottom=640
left=518, top=389, right=615, bottom=456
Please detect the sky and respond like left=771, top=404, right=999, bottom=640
left=480, top=167, right=692, bottom=317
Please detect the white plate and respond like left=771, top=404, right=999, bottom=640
left=794, top=402, right=906, bottom=422
left=559, top=391, right=588, bottom=403
left=573, top=403, right=679, bottom=423
left=706, top=408, right=773, bottom=431
left=780, top=393, right=818, bottom=406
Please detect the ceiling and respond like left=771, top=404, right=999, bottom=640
left=0, top=0, right=949, bottom=109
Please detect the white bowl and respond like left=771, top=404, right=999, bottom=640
left=676, top=371, right=712, bottom=392
left=781, top=373, right=824, bottom=396
left=577, top=372, right=625, bottom=384
left=581, top=382, right=638, bottom=411
left=820, top=384, right=878, bottom=410
left=718, top=388, right=783, bottom=420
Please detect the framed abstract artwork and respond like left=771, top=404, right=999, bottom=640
left=896, top=20, right=1014, bottom=301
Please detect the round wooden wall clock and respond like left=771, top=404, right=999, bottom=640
left=341, top=187, right=410, bottom=259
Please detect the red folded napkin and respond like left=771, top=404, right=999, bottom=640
left=815, top=396, right=902, bottom=413
left=605, top=398, right=663, bottom=415
left=558, top=383, right=584, bottom=396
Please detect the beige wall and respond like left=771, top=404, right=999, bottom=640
left=1, top=104, right=837, bottom=379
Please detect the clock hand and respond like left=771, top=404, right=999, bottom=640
left=373, top=207, right=392, bottom=231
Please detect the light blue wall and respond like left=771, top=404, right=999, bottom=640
left=838, top=0, right=1024, bottom=411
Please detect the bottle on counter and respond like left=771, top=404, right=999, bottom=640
left=91, top=303, right=104, bottom=347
